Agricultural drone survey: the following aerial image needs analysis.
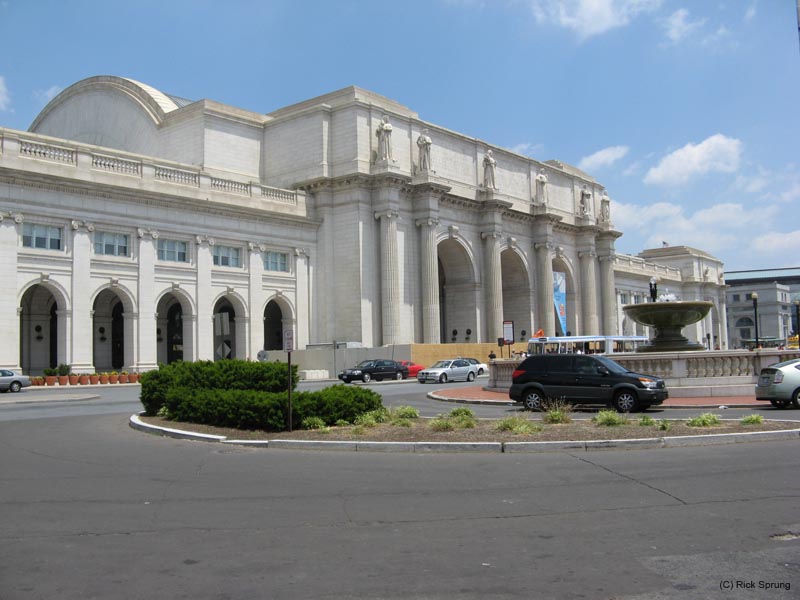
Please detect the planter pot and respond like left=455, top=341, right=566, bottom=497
left=78, top=375, right=90, bottom=385
left=33, top=378, right=44, bottom=386
left=45, top=376, right=57, bottom=386
left=109, top=374, right=119, bottom=384
left=128, top=374, right=139, bottom=384
left=118, top=374, right=129, bottom=384
left=89, top=375, right=100, bottom=385
left=99, top=375, right=109, bottom=384
left=68, top=375, right=80, bottom=385
left=57, top=376, right=69, bottom=386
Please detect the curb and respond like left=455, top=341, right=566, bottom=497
left=129, top=414, right=800, bottom=453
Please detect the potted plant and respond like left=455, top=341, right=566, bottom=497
left=98, top=372, right=109, bottom=384
left=43, top=368, right=57, bottom=386
left=32, top=376, right=45, bottom=386
left=78, top=373, right=90, bottom=385
left=108, top=371, right=119, bottom=384
left=56, top=364, right=70, bottom=386
left=128, top=372, right=140, bottom=384
left=89, top=373, right=100, bottom=385
left=68, top=372, right=80, bottom=385
left=118, top=371, right=129, bottom=384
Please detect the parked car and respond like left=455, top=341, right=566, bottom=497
left=462, top=357, right=488, bottom=376
left=338, top=359, right=408, bottom=383
left=398, top=360, right=424, bottom=377
left=417, top=359, right=478, bottom=383
left=0, top=369, right=32, bottom=393
left=509, top=353, right=667, bottom=412
left=755, top=358, right=800, bottom=409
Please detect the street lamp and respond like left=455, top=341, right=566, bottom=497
left=752, top=292, right=759, bottom=349
left=649, top=277, right=658, bottom=302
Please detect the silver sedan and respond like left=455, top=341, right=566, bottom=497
left=0, top=369, right=32, bottom=393
left=755, top=358, right=800, bottom=409
left=417, top=359, right=478, bottom=384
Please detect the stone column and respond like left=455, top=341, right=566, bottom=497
left=482, top=231, right=503, bottom=342
left=195, top=236, right=214, bottom=360
left=248, top=243, right=265, bottom=357
left=578, top=250, right=599, bottom=335
left=416, top=218, right=440, bottom=343
left=534, top=242, right=556, bottom=335
left=136, top=229, right=159, bottom=371
left=598, top=253, right=618, bottom=335
left=294, top=248, right=310, bottom=350
left=70, top=220, right=94, bottom=372
left=376, top=210, right=400, bottom=345
left=0, top=213, right=21, bottom=370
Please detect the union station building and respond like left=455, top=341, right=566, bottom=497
left=0, top=76, right=729, bottom=374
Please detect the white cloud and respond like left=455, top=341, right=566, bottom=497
left=744, top=3, right=756, bottom=22
left=702, top=25, right=735, bottom=49
left=508, top=142, right=544, bottom=157
left=0, top=76, right=10, bottom=111
left=34, top=85, right=62, bottom=105
left=528, top=0, right=662, bottom=39
left=661, top=8, right=705, bottom=43
left=644, top=134, right=742, bottom=185
left=578, top=145, right=629, bottom=171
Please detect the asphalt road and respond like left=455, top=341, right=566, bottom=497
left=1, top=383, right=798, bottom=599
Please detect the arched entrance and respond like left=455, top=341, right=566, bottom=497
left=156, top=290, right=194, bottom=364
left=501, top=248, right=532, bottom=343
left=552, top=258, right=577, bottom=336
left=213, top=298, right=236, bottom=360
left=437, top=238, right=477, bottom=343
left=19, top=284, right=64, bottom=374
left=263, top=300, right=284, bottom=351
left=93, top=289, right=126, bottom=371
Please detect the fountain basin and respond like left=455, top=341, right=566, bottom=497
left=623, top=301, right=714, bottom=352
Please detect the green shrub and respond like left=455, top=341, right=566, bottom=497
left=687, top=413, right=721, bottom=427
left=494, top=416, right=542, bottom=435
left=593, top=410, right=628, bottom=427
left=43, top=367, right=56, bottom=376
left=657, top=419, right=672, bottom=431
left=301, top=416, right=327, bottom=430
left=57, top=363, right=71, bottom=376
left=392, top=418, right=412, bottom=428
left=449, top=407, right=474, bottom=419
left=334, top=419, right=350, bottom=427
left=429, top=417, right=454, bottom=432
left=393, top=405, right=420, bottom=419
left=453, top=414, right=477, bottom=429
left=353, top=413, right=378, bottom=428
left=542, top=398, right=572, bottom=424
left=740, top=414, right=763, bottom=425
left=638, top=415, right=656, bottom=426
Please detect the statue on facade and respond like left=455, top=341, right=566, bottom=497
left=579, top=184, right=592, bottom=216
left=376, top=115, right=393, bottom=162
left=600, top=190, right=611, bottom=222
left=483, top=150, right=497, bottom=190
left=417, top=129, right=432, bottom=172
left=535, top=167, right=549, bottom=205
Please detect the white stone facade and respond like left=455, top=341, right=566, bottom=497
left=0, top=76, right=728, bottom=372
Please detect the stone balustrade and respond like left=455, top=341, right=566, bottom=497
left=92, top=153, right=141, bottom=176
left=20, top=140, right=76, bottom=164
left=487, top=350, right=800, bottom=397
left=155, top=166, right=199, bottom=186
left=211, top=177, right=250, bottom=195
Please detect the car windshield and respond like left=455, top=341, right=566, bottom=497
left=356, top=361, right=375, bottom=368
left=430, top=360, right=452, bottom=368
left=770, top=358, right=800, bottom=369
left=593, top=355, right=629, bottom=374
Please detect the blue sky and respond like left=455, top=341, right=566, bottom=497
left=1, top=0, right=798, bottom=271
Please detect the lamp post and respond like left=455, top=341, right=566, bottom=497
left=794, top=300, right=800, bottom=337
left=649, top=277, right=658, bottom=302
left=752, top=292, right=759, bottom=349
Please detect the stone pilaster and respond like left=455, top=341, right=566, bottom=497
left=70, top=220, right=95, bottom=371
left=136, top=228, right=159, bottom=371
left=535, top=241, right=556, bottom=335
left=294, top=247, right=310, bottom=350
left=598, top=253, right=617, bottom=335
left=0, top=213, right=22, bottom=369
left=416, top=218, right=440, bottom=343
left=195, top=235, right=214, bottom=360
left=375, top=210, right=400, bottom=345
left=482, top=231, right=504, bottom=342
left=578, top=250, right=599, bottom=335
left=248, top=242, right=265, bottom=357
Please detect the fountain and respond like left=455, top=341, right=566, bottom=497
left=623, top=287, right=713, bottom=352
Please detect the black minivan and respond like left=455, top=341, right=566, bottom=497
left=509, top=354, right=668, bottom=412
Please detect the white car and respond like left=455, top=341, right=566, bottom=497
left=417, top=359, right=478, bottom=384
left=463, top=357, right=488, bottom=376
left=0, top=369, right=32, bottom=393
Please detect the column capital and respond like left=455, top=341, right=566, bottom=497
left=137, top=228, right=159, bottom=240
left=71, top=219, right=95, bottom=232
left=196, top=235, right=215, bottom=247
left=598, top=253, right=616, bottom=262
left=0, top=211, right=24, bottom=224
left=294, top=247, right=309, bottom=258
left=248, top=241, right=266, bottom=252
left=415, top=217, right=439, bottom=228
left=374, top=209, right=400, bottom=220
left=578, top=250, right=597, bottom=259
left=481, top=231, right=503, bottom=241
left=534, top=241, right=554, bottom=251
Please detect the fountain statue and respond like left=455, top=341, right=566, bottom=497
left=623, top=280, right=713, bottom=352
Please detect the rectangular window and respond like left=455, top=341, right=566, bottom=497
left=213, top=245, right=240, bottom=267
left=157, top=238, right=188, bottom=262
left=620, top=293, right=630, bottom=305
left=264, top=250, right=289, bottom=272
left=732, top=294, right=740, bottom=303
left=94, top=231, right=129, bottom=257
left=22, top=223, right=62, bottom=250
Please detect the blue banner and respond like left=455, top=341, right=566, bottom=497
left=553, top=272, right=567, bottom=335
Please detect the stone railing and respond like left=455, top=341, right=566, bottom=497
left=487, top=349, right=800, bottom=396
left=1, top=129, right=302, bottom=210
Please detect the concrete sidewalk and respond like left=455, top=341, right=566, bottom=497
left=429, top=386, right=765, bottom=409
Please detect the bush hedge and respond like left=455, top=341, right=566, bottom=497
left=140, top=360, right=383, bottom=431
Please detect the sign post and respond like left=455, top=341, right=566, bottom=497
left=503, top=320, right=514, bottom=358
left=284, top=329, right=294, bottom=431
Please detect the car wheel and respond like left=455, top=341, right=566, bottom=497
left=612, top=390, right=639, bottom=413
left=362, top=373, right=371, bottom=384
left=478, top=368, right=484, bottom=376
left=438, top=373, right=448, bottom=383
left=791, top=389, right=800, bottom=409
left=395, top=371, right=404, bottom=381
left=770, top=398, right=790, bottom=409
left=467, top=371, right=475, bottom=382
left=9, top=381, right=21, bottom=393
left=522, top=389, right=545, bottom=411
